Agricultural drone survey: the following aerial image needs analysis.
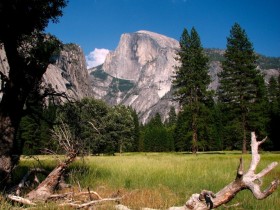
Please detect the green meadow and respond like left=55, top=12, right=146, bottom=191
left=3, top=152, right=280, bottom=209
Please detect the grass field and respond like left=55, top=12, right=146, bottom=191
left=3, top=152, right=280, bottom=209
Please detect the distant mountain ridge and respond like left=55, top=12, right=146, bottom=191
left=205, top=48, right=280, bottom=70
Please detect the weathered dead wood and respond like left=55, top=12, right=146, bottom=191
left=24, top=122, right=79, bottom=202
left=59, top=197, right=122, bottom=209
left=7, top=195, right=36, bottom=206
left=183, top=132, right=279, bottom=210
left=13, top=168, right=48, bottom=196
left=49, top=190, right=103, bottom=200
left=25, top=152, right=77, bottom=201
left=8, top=192, right=122, bottom=209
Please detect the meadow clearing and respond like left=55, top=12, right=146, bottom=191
left=2, top=152, right=280, bottom=209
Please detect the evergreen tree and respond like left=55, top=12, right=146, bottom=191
left=172, top=27, right=211, bottom=153
left=166, top=106, right=177, bottom=126
left=208, top=103, right=224, bottom=150
left=268, top=76, right=280, bottom=113
left=16, top=87, right=58, bottom=155
left=141, top=113, right=173, bottom=152
left=173, top=108, right=192, bottom=151
left=18, top=105, right=57, bottom=156
left=105, top=105, right=135, bottom=154
left=267, top=76, right=280, bottom=150
left=173, top=102, right=220, bottom=152
left=165, top=106, right=177, bottom=151
left=217, top=23, right=266, bottom=153
left=130, top=108, right=140, bottom=152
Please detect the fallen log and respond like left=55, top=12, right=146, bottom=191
left=25, top=152, right=77, bottom=202
left=22, top=122, right=78, bottom=202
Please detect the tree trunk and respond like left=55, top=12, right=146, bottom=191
left=0, top=114, right=17, bottom=186
left=192, top=127, right=198, bottom=154
left=0, top=73, right=26, bottom=187
left=119, top=140, right=123, bottom=155
left=0, top=41, right=47, bottom=188
left=0, top=43, right=28, bottom=187
left=241, top=113, right=247, bottom=154
left=191, top=113, right=198, bottom=154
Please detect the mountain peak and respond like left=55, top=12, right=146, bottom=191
left=134, top=30, right=179, bottom=47
left=93, top=30, right=180, bottom=123
left=136, top=30, right=166, bottom=37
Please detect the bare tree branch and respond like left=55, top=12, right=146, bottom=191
left=7, top=195, right=36, bottom=206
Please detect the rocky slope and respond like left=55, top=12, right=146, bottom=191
left=43, top=44, right=94, bottom=101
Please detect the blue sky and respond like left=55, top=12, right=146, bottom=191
left=46, top=0, right=280, bottom=68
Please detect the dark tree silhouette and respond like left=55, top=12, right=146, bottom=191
left=0, top=0, right=68, bottom=187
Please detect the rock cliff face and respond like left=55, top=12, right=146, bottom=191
left=0, top=43, right=94, bottom=102
left=44, top=44, right=94, bottom=101
left=90, top=30, right=180, bottom=123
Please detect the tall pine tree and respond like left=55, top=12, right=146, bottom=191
left=218, top=23, right=265, bottom=153
left=267, top=76, right=280, bottom=150
left=172, top=27, right=211, bottom=153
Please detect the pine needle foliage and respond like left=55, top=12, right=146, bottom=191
left=172, top=27, right=212, bottom=153
left=217, top=23, right=267, bottom=153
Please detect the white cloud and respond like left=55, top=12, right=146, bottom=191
left=86, top=48, right=110, bottom=69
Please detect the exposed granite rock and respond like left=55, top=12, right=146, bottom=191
left=44, top=44, right=94, bottom=100
left=90, top=30, right=180, bottom=123
left=263, top=69, right=280, bottom=83
left=0, top=43, right=94, bottom=102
